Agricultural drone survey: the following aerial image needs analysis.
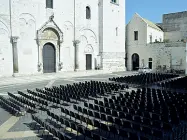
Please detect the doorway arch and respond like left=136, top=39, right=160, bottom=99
left=132, top=53, right=139, bottom=70
left=43, top=43, right=56, bottom=73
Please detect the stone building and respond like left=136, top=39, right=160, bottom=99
left=0, top=0, right=126, bottom=77
left=126, top=12, right=187, bottom=72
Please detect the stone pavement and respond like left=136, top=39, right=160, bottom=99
left=0, top=70, right=116, bottom=87
left=0, top=70, right=138, bottom=140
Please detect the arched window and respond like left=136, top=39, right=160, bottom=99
left=86, top=6, right=91, bottom=19
left=46, top=0, right=53, bottom=9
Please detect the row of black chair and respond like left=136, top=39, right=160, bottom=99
left=158, top=76, right=187, bottom=91
left=109, top=73, right=179, bottom=86
left=0, top=95, right=24, bottom=116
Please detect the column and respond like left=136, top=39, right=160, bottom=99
left=11, top=36, right=19, bottom=74
left=75, top=44, right=79, bottom=70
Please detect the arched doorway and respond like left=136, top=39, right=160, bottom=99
left=43, top=43, right=56, bottom=73
left=132, top=53, right=139, bottom=70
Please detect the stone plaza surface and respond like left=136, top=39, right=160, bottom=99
left=0, top=71, right=137, bottom=140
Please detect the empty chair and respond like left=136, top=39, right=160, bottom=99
left=104, top=103, right=109, bottom=108
left=94, top=105, right=99, bottom=111
left=152, top=129, right=163, bottom=138
left=131, top=123, right=141, bottom=132
left=122, top=120, right=131, bottom=129
left=101, top=113, right=107, bottom=121
left=112, top=110, right=118, bottom=117
left=89, top=103, right=94, bottom=110
left=94, top=100, right=98, bottom=105
left=141, top=126, right=152, bottom=136
left=140, top=136, right=149, bottom=140
left=99, top=106, right=105, bottom=113
left=133, top=115, right=142, bottom=123
left=114, top=118, right=121, bottom=127
left=84, top=102, right=88, bottom=107
left=107, top=116, right=114, bottom=124
left=99, top=101, right=104, bottom=106
left=83, top=108, right=88, bottom=115
left=108, top=125, right=118, bottom=138
left=118, top=129, right=129, bottom=139
left=93, top=133, right=100, bottom=140
left=128, top=132, right=139, bottom=140
left=125, top=113, right=132, bottom=120
left=88, top=110, right=94, bottom=117
left=118, top=112, right=125, bottom=118
left=94, top=112, right=100, bottom=119
left=142, top=118, right=151, bottom=126
left=106, top=108, right=111, bottom=115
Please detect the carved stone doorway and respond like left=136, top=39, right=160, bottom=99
left=43, top=43, right=56, bottom=73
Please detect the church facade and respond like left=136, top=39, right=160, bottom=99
left=0, top=0, right=125, bottom=77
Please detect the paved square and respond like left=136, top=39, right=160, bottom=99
left=0, top=71, right=133, bottom=140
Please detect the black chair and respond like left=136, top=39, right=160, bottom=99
left=112, top=110, right=118, bottom=117
left=101, top=113, right=107, bottom=121
left=93, top=133, right=100, bottom=140
left=106, top=108, right=111, bottom=115
left=100, top=106, right=105, bottom=113
left=141, top=126, right=152, bottom=136
left=152, top=129, right=163, bottom=138
left=122, top=120, right=131, bottom=129
left=128, top=132, right=139, bottom=140
left=94, top=112, right=100, bottom=119
left=107, top=116, right=114, bottom=124
left=84, top=102, right=88, bottom=107
left=118, top=129, right=128, bottom=140
left=89, top=103, right=94, bottom=110
left=84, top=128, right=92, bottom=139
left=109, top=125, right=118, bottom=138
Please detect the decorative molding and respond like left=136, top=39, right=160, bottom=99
left=84, top=44, right=94, bottom=53
left=37, top=15, right=63, bottom=43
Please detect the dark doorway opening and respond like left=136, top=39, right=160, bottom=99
left=132, top=53, right=139, bottom=70
left=86, top=54, right=92, bottom=70
left=149, top=62, right=152, bottom=69
left=149, top=58, right=153, bottom=69
left=43, top=43, right=56, bottom=73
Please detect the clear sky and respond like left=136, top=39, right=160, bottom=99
left=126, top=0, right=187, bottom=24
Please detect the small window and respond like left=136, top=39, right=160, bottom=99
left=111, top=0, right=117, bottom=3
left=134, top=31, right=138, bottom=40
left=160, top=38, right=162, bottom=42
left=46, top=0, right=53, bottom=9
left=86, top=6, right=91, bottom=19
left=149, top=58, right=152, bottom=61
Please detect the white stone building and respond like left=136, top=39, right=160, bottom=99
left=126, top=12, right=186, bottom=72
left=0, top=0, right=126, bottom=77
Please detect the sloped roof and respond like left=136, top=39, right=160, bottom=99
left=133, top=13, right=162, bottom=31
left=142, top=18, right=162, bottom=31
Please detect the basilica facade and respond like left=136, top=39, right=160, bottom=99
left=0, top=0, right=125, bottom=77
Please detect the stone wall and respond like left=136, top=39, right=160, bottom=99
left=127, top=42, right=186, bottom=71
left=102, top=52, right=125, bottom=71
left=159, top=11, right=187, bottom=42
